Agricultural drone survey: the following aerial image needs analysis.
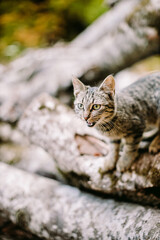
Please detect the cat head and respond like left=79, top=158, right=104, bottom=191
left=72, top=75, right=116, bottom=127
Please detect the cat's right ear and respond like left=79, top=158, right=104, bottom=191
left=72, top=76, right=86, bottom=97
left=98, top=75, right=115, bottom=95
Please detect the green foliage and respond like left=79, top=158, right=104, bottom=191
left=0, top=0, right=108, bottom=62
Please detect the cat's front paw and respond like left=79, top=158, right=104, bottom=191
left=116, top=154, right=137, bottom=172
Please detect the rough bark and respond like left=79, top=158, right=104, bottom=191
left=0, top=214, right=43, bottom=240
left=0, top=122, right=63, bottom=181
left=0, top=0, right=159, bottom=122
left=19, top=93, right=160, bottom=206
left=0, top=162, right=160, bottom=240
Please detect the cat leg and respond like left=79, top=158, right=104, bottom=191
left=100, top=139, right=120, bottom=173
left=149, top=135, right=160, bottom=153
left=116, top=134, right=142, bottom=172
left=149, top=120, right=160, bottom=154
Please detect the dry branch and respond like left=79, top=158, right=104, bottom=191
left=19, top=93, right=160, bottom=206
left=0, top=162, right=160, bottom=240
left=0, top=0, right=160, bottom=122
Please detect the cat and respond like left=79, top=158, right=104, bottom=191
left=72, top=73, right=160, bottom=172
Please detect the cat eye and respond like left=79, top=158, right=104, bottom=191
left=77, top=103, right=84, bottom=109
left=92, top=104, right=101, bottom=110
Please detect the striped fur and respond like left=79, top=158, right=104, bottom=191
left=72, top=73, right=160, bottom=172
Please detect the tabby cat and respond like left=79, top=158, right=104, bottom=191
left=72, top=73, right=160, bottom=172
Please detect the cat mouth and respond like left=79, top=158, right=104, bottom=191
left=87, top=122, right=95, bottom=127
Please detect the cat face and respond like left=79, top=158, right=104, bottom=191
left=72, top=75, right=116, bottom=127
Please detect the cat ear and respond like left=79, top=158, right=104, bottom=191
left=98, top=75, right=115, bottom=95
left=72, top=76, right=86, bottom=97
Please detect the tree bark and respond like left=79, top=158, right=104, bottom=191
left=19, top=92, right=160, bottom=206
left=0, top=214, right=42, bottom=240
left=0, top=162, right=160, bottom=240
left=0, top=0, right=159, bottom=122
left=0, top=122, right=64, bottom=183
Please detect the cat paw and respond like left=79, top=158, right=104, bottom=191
left=149, top=135, right=160, bottom=154
left=116, top=161, right=128, bottom=172
left=116, top=155, right=134, bottom=172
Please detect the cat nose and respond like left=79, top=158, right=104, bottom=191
left=84, top=116, right=88, bottom=121
left=83, top=114, right=89, bottom=121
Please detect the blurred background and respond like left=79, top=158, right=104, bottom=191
left=0, top=0, right=107, bottom=62
left=0, top=0, right=160, bottom=239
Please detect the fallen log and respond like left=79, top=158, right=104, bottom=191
left=0, top=162, right=160, bottom=240
left=0, top=122, right=63, bottom=181
left=0, top=214, right=42, bottom=240
left=19, top=92, right=160, bottom=206
left=0, top=0, right=159, bottom=122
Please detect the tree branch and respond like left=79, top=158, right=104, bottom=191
left=0, top=122, right=63, bottom=181
left=19, top=93, right=160, bottom=206
left=0, top=162, right=160, bottom=239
